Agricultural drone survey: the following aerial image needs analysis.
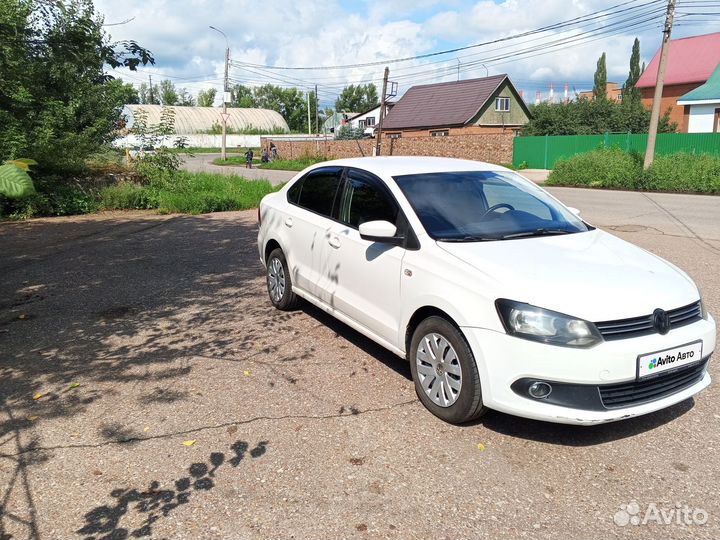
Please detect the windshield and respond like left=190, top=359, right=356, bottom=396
left=393, top=170, right=589, bottom=241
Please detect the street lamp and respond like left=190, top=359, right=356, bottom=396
left=209, top=26, right=230, bottom=161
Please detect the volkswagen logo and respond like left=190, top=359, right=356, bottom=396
left=653, top=308, right=671, bottom=335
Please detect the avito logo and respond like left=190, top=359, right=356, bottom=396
left=648, top=350, right=694, bottom=370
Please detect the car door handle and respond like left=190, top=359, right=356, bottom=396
left=284, top=217, right=293, bottom=227
left=328, top=236, right=341, bottom=249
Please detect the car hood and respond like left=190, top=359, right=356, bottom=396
left=436, top=229, right=699, bottom=322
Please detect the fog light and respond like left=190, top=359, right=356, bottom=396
left=528, top=381, right=552, bottom=399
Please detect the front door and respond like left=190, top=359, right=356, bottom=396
left=321, top=168, right=407, bottom=345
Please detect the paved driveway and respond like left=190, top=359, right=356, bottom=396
left=1, top=188, right=719, bottom=539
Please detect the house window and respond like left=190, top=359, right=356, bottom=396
left=366, top=117, right=376, bottom=126
left=359, top=120, right=366, bottom=128
left=495, top=97, right=510, bottom=112
left=430, top=130, right=449, bottom=137
left=387, top=132, right=402, bottom=139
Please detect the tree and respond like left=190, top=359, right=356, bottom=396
left=138, top=82, right=159, bottom=104
left=105, top=78, right=139, bottom=105
left=523, top=98, right=676, bottom=136
left=0, top=0, right=154, bottom=172
left=593, top=53, right=608, bottom=101
left=197, top=88, right=217, bottom=107
left=335, top=83, right=379, bottom=113
left=158, top=79, right=178, bottom=106
left=230, top=84, right=256, bottom=108
left=177, top=88, right=195, bottom=107
left=624, top=38, right=641, bottom=104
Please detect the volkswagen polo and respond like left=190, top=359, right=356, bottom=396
left=257, top=157, right=715, bottom=425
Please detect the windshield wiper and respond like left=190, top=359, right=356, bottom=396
left=500, top=228, right=575, bottom=240
left=437, top=235, right=497, bottom=243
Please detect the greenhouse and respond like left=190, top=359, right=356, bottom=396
left=121, top=105, right=289, bottom=134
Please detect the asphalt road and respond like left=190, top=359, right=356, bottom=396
left=1, top=187, right=719, bottom=539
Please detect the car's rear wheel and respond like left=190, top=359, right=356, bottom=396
left=266, top=248, right=298, bottom=310
left=409, top=316, right=486, bottom=424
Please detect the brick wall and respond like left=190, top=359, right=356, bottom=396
left=261, top=133, right=514, bottom=164
left=640, top=83, right=702, bottom=133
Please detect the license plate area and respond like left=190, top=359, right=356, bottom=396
left=637, top=340, right=703, bottom=379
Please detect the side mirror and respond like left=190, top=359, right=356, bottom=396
left=567, top=206, right=581, bottom=216
left=359, top=220, right=402, bottom=245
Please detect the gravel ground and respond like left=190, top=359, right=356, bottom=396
left=1, top=187, right=719, bottom=539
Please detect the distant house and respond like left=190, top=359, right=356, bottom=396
left=636, top=32, right=720, bottom=132
left=349, top=103, right=395, bottom=137
left=323, top=112, right=358, bottom=134
left=677, top=64, right=720, bottom=133
left=577, top=82, right=623, bottom=102
left=381, top=74, right=530, bottom=138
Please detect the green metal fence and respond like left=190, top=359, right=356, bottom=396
left=513, top=132, right=720, bottom=169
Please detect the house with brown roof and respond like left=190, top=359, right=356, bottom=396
left=636, top=32, right=720, bottom=132
left=380, top=74, right=530, bottom=138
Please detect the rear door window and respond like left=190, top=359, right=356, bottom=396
left=289, top=167, right=343, bottom=218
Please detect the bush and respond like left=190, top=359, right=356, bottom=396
left=546, top=149, right=720, bottom=194
left=548, top=147, right=643, bottom=189
left=100, top=182, right=158, bottom=210
left=0, top=177, right=99, bottom=219
left=642, top=153, right=720, bottom=193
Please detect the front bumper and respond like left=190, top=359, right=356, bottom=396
left=462, top=314, right=716, bottom=425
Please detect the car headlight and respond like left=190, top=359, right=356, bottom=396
left=496, top=299, right=603, bottom=348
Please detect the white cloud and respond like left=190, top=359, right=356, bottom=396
left=96, top=0, right=719, bottom=105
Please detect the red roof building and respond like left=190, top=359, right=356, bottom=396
left=637, top=32, right=720, bottom=132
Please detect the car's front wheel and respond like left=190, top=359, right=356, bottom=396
left=409, top=316, right=486, bottom=424
left=266, top=248, right=298, bottom=310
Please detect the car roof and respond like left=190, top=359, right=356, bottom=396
left=310, top=156, right=509, bottom=177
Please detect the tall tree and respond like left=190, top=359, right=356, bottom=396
left=197, top=88, right=217, bottom=107
left=158, top=79, right=178, bottom=106
left=624, top=38, right=641, bottom=104
left=138, top=82, right=159, bottom=104
left=334, top=83, right=379, bottom=112
left=0, top=0, right=154, bottom=172
left=593, top=52, right=608, bottom=101
left=230, top=84, right=256, bottom=108
left=177, top=88, right=195, bottom=106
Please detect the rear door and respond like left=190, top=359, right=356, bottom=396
left=284, top=167, right=343, bottom=298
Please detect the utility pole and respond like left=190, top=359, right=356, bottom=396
left=148, top=75, right=154, bottom=104
left=210, top=26, right=230, bottom=161
left=307, top=91, right=311, bottom=135
left=315, top=84, right=319, bottom=134
left=644, top=0, right=675, bottom=169
left=375, top=67, right=389, bottom=156
left=221, top=45, right=229, bottom=161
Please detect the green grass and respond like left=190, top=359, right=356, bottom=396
left=2, top=171, right=278, bottom=219
left=212, top=156, right=253, bottom=166
left=100, top=171, right=278, bottom=215
left=547, top=149, right=720, bottom=194
left=257, top=157, right=325, bottom=171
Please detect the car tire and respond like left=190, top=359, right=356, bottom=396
left=266, top=248, right=299, bottom=311
left=409, top=316, right=487, bottom=424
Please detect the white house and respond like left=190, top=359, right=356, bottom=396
left=677, top=64, right=720, bottom=133
left=349, top=103, right=394, bottom=137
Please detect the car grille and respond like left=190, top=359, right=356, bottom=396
left=599, top=359, right=708, bottom=409
left=595, top=301, right=702, bottom=341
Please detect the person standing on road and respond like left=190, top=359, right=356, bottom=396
left=245, top=148, right=254, bottom=168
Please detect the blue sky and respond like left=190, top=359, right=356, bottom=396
left=96, top=0, right=719, bottom=107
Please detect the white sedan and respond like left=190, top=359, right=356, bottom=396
left=257, top=157, right=715, bottom=425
